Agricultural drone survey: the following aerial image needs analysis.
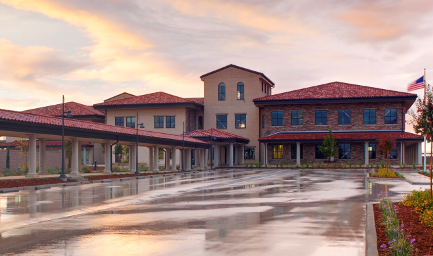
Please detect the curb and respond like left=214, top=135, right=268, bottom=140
left=366, top=203, right=378, bottom=256
left=0, top=188, right=20, bottom=193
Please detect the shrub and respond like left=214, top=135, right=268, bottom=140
left=419, top=208, right=433, bottom=227
left=400, top=189, right=433, bottom=214
left=255, top=162, right=262, bottom=168
left=81, top=165, right=91, bottom=173
left=374, top=168, right=401, bottom=178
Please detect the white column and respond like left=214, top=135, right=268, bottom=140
left=70, top=138, right=80, bottom=176
left=229, top=143, right=234, bottom=167
left=83, top=147, right=87, bottom=165
left=186, top=149, right=192, bottom=170
left=199, top=149, right=205, bottom=169
left=165, top=148, right=171, bottom=171
left=263, top=143, right=267, bottom=165
left=38, top=138, right=47, bottom=175
left=240, top=145, right=245, bottom=165
left=104, top=142, right=111, bottom=174
left=129, top=145, right=136, bottom=174
left=204, top=149, right=208, bottom=169
left=296, top=142, right=301, bottom=166
left=26, top=134, right=37, bottom=178
left=172, top=147, right=177, bottom=171
left=418, top=142, right=423, bottom=165
left=214, top=145, right=219, bottom=167
left=234, top=145, right=238, bottom=165
left=148, top=146, right=153, bottom=171
left=153, top=146, right=159, bottom=172
left=365, top=142, right=369, bottom=166
left=400, top=142, right=404, bottom=165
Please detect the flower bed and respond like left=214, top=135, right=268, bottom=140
left=0, top=177, right=74, bottom=189
left=418, top=171, right=433, bottom=178
left=370, top=168, right=404, bottom=178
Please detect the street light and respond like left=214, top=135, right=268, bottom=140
left=135, top=111, right=144, bottom=175
left=60, top=95, right=72, bottom=181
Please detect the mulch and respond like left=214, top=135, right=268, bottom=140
left=0, top=177, right=74, bottom=189
left=373, top=203, right=433, bottom=255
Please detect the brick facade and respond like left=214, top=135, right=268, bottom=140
left=185, top=108, right=197, bottom=132
left=0, top=148, right=63, bottom=172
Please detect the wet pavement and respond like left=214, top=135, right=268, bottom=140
left=0, top=169, right=429, bottom=256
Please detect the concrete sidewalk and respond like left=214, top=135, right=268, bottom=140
left=403, top=172, right=432, bottom=185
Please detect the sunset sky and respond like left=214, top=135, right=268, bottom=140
left=1, top=0, right=433, bottom=111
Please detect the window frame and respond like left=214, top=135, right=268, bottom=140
left=315, top=110, right=327, bottom=125
left=363, top=109, right=376, bottom=124
left=154, top=116, right=164, bottom=128
left=271, top=111, right=283, bottom=126
left=216, top=114, right=227, bottom=129
left=272, top=145, right=283, bottom=159
left=218, top=82, right=225, bottom=101
left=338, top=144, right=351, bottom=159
left=244, top=146, right=255, bottom=160
left=338, top=110, right=351, bottom=125
left=115, top=117, right=124, bottom=127
left=166, top=116, right=175, bottom=128
left=126, top=116, right=135, bottom=128
left=384, top=108, right=398, bottom=124
left=235, top=114, right=246, bottom=129
left=237, top=82, right=244, bottom=100
left=291, top=110, right=303, bottom=126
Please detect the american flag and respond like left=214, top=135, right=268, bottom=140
left=407, top=75, right=424, bottom=91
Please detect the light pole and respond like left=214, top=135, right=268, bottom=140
left=210, top=128, right=213, bottom=170
left=135, top=111, right=144, bottom=175
left=60, top=95, right=72, bottom=181
left=182, top=122, right=185, bottom=172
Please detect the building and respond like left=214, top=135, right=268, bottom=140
left=253, top=82, right=423, bottom=165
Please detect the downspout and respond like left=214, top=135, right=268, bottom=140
left=110, top=136, right=119, bottom=173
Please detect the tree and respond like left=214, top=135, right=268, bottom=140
left=377, top=134, right=396, bottom=171
left=319, top=129, right=338, bottom=162
left=121, top=145, right=129, bottom=165
left=114, top=144, right=123, bottom=163
left=408, top=85, right=433, bottom=199
left=6, top=146, right=10, bottom=170
left=16, top=139, right=29, bottom=171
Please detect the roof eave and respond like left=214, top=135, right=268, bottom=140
left=254, top=96, right=418, bottom=106
left=93, top=102, right=204, bottom=110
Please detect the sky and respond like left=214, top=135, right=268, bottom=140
left=1, top=0, right=433, bottom=111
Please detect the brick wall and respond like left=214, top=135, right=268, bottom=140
left=262, top=101, right=404, bottom=136
left=185, top=108, right=197, bottom=132
left=0, top=148, right=64, bottom=172
left=266, top=142, right=401, bottom=166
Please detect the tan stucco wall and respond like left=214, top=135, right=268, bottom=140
left=202, top=66, right=272, bottom=163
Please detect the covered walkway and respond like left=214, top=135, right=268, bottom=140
left=0, top=109, right=209, bottom=177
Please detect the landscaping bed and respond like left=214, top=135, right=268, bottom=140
left=374, top=203, right=433, bottom=255
left=419, top=171, right=433, bottom=178
left=368, top=173, right=404, bottom=179
left=0, top=177, right=74, bottom=189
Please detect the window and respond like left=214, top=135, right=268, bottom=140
left=363, top=143, right=376, bottom=159
left=315, top=144, right=325, bottom=159
left=235, top=114, right=246, bottom=128
left=262, top=115, right=265, bottom=128
left=154, top=116, right=164, bottom=128
left=218, top=82, right=225, bottom=100
left=244, top=147, right=255, bottom=159
left=198, top=116, right=203, bottom=129
left=115, top=117, right=124, bottom=127
left=272, top=145, right=283, bottom=159
left=389, top=149, right=398, bottom=159
left=385, top=108, right=397, bottom=124
left=291, top=144, right=303, bottom=159
left=338, top=144, right=351, bottom=159
left=166, top=116, right=175, bottom=128
left=364, top=109, right=376, bottom=124
left=315, top=110, right=327, bottom=125
left=216, top=114, right=227, bottom=129
left=272, top=111, right=283, bottom=126
left=126, top=117, right=135, bottom=128
left=338, top=110, right=351, bottom=125
left=291, top=111, right=303, bottom=125
left=237, top=82, right=244, bottom=100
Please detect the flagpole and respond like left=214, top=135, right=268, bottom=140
left=424, top=68, right=427, bottom=172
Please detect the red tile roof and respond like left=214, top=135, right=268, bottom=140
left=0, top=109, right=209, bottom=145
left=0, top=140, right=93, bottom=148
left=94, top=92, right=204, bottom=107
left=259, top=131, right=422, bottom=142
left=185, top=97, right=204, bottom=105
left=23, top=102, right=105, bottom=117
left=104, top=92, right=135, bottom=102
left=188, top=128, right=249, bottom=141
left=254, top=82, right=416, bottom=102
left=200, top=64, right=275, bottom=86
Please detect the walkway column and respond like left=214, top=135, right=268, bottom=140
left=38, top=138, right=47, bottom=175
left=70, top=138, right=80, bottom=176
left=165, top=148, right=171, bottom=171
left=153, top=146, right=159, bottom=172
left=418, top=142, right=423, bottom=165
left=104, top=142, right=111, bottom=174
left=234, top=145, right=238, bottom=165
left=129, top=145, right=136, bottom=174
left=204, top=149, right=208, bottom=169
left=200, top=149, right=205, bottom=169
left=186, top=148, right=192, bottom=170
left=240, top=145, right=245, bottom=165
left=365, top=142, right=369, bottom=166
left=296, top=142, right=301, bottom=166
left=229, top=143, right=234, bottom=167
left=172, top=147, right=177, bottom=171
left=263, top=143, right=267, bottom=165
left=214, top=145, right=219, bottom=167
left=148, top=146, right=154, bottom=171
left=400, top=142, right=404, bottom=165
left=82, top=147, right=87, bottom=165
left=26, top=134, right=37, bottom=178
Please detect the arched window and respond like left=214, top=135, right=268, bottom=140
left=198, top=116, right=203, bottom=129
left=218, top=82, right=225, bottom=100
left=237, top=82, right=244, bottom=100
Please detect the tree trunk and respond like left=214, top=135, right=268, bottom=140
left=430, top=142, right=432, bottom=200
left=386, top=150, right=389, bottom=171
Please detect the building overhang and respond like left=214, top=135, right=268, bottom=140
left=93, top=102, right=204, bottom=110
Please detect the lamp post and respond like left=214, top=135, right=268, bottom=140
left=135, top=111, right=144, bottom=175
left=60, top=95, right=72, bottom=181
left=182, top=122, right=185, bottom=172
left=210, top=128, right=213, bottom=170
